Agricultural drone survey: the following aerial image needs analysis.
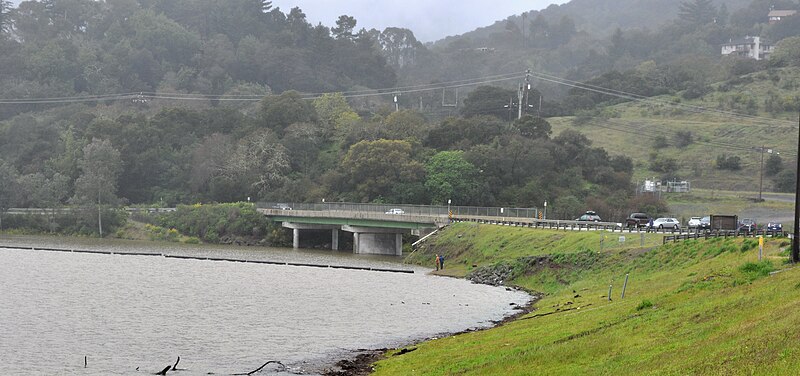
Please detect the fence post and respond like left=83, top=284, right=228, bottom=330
left=621, top=274, right=629, bottom=299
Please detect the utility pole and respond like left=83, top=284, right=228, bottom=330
left=97, top=190, right=103, bottom=237
left=794, top=111, right=800, bottom=263
left=759, top=145, right=765, bottom=202
left=517, top=70, right=531, bottom=120
left=538, top=95, right=543, bottom=118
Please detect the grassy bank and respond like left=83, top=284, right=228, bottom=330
left=379, top=223, right=799, bottom=375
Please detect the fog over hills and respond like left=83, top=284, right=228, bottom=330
left=270, top=0, right=565, bottom=42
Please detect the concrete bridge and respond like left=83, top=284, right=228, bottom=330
left=257, top=202, right=551, bottom=255
left=258, top=207, right=450, bottom=256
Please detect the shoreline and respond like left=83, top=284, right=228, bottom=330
left=1, top=234, right=536, bottom=375
left=321, top=287, right=544, bottom=376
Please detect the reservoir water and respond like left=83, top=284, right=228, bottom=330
left=0, top=237, right=529, bottom=375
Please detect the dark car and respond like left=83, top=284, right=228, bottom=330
left=697, top=216, right=711, bottom=230
left=575, top=211, right=602, bottom=222
left=767, top=222, right=783, bottom=232
left=625, top=213, right=651, bottom=228
left=738, top=218, right=756, bottom=232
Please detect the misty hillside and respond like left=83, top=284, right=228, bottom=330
left=1, top=0, right=800, bottom=222
left=434, top=0, right=754, bottom=48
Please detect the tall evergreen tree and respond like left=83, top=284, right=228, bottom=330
left=0, top=0, right=12, bottom=35
left=679, top=0, right=718, bottom=28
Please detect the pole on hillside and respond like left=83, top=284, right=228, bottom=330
left=759, top=145, right=765, bottom=202
left=621, top=274, right=629, bottom=299
left=794, top=110, right=800, bottom=263
left=97, top=190, right=103, bottom=237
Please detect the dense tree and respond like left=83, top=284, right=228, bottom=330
left=340, top=139, right=424, bottom=202
left=379, top=27, right=425, bottom=68
left=73, top=138, right=122, bottom=206
left=313, top=93, right=359, bottom=140
left=260, top=91, right=318, bottom=132
left=461, top=86, right=518, bottom=119
left=224, top=129, right=290, bottom=199
left=426, top=116, right=505, bottom=150
left=770, top=36, right=800, bottom=67
left=424, top=151, right=482, bottom=205
left=72, top=138, right=122, bottom=236
left=679, top=0, right=718, bottom=28
left=0, top=0, right=11, bottom=35
left=513, top=115, right=552, bottom=139
left=0, top=159, right=18, bottom=230
left=765, top=154, right=783, bottom=177
left=189, top=133, right=235, bottom=199
left=380, top=110, right=427, bottom=141
left=17, top=172, right=69, bottom=232
left=332, top=15, right=357, bottom=40
left=774, top=169, right=796, bottom=192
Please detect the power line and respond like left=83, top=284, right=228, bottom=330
left=527, top=70, right=798, bottom=129
left=0, top=72, right=526, bottom=105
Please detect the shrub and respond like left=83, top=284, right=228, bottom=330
left=652, top=135, right=669, bottom=149
left=673, top=131, right=693, bottom=148
left=183, top=237, right=201, bottom=244
left=636, top=300, right=654, bottom=311
left=157, top=202, right=270, bottom=243
left=716, top=154, right=741, bottom=170
left=740, top=239, right=757, bottom=252
left=738, top=261, right=775, bottom=283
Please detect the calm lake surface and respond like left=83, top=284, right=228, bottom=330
left=0, top=236, right=529, bottom=375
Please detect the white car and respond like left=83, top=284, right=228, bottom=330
left=653, top=217, right=681, bottom=230
left=687, top=217, right=701, bottom=228
left=385, top=208, right=405, bottom=215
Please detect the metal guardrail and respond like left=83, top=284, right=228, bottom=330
left=258, top=202, right=540, bottom=219
left=663, top=230, right=787, bottom=244
left=452, top=216, right=625, bottom=232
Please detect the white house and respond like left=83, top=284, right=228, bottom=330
left=768, top=10, right=797, bottom=24
left=721, top=36, right=774, bottom=61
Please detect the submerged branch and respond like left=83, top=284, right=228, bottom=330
left=231, top=360, right=286, bottom=375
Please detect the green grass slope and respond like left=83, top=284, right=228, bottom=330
left=549, top=67, right=800, bottom=193
left=380, top=223, right=800, bottom=375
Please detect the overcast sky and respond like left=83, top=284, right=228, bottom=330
left=7, top=0, right=567, bottom=42
left=271, top=0, right=567, bottom=42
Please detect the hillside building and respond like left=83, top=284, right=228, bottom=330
left=721, top=36, right=774, bottom=61
left=768, top=10, right=797, bottom=23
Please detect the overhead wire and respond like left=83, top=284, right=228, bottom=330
left=527, top=70, right=798, bottom=128
left=0, top=72, right=526, bottom=104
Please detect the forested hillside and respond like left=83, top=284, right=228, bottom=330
left=399, top=0, right=800, bottom=92
left=1, top=0, right=800, bottom=236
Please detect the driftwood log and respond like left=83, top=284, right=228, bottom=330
left=231, top=360, right=286, bottom=375
left=143, top=357, right=285, bottom=375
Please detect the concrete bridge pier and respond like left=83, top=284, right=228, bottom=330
left=343, top=225, right=405, bottom=256
left=282, top=222, right=341, bottom=250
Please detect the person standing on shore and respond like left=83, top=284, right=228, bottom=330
left=439, top=254, right=445, bottom=270
left=435, top=254, right=440, bottom=271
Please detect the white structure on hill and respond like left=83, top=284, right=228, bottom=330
left=721, top=36, right=774, bottom=61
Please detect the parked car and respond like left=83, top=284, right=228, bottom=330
left=738, top=218, right=756, bottom=232
left=767, top=222, right=783, bottom=232
left=687, top=217, right=702, bottom=228
left=625, top=213, right=651, bottom=228
left=652, top=217, right=681, bottom=230
left=385, top=208, right=405, bottom=215
left=576, top=211, right=602, bottom=222
left=698, top=216, right=711, bottom=230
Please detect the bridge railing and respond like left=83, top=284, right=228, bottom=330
left=257, top=202, right=540, bottom=219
